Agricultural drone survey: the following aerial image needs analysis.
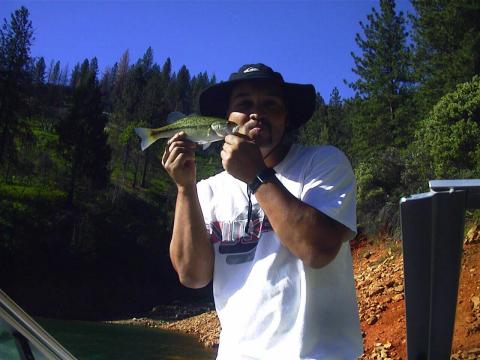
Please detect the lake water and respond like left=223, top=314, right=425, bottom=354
left=36, top=318, right=217, bottom=360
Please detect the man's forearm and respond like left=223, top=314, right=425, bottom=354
left=255, top=178, right=347, bottom=268
left=170, top=185, right=213, bottom=288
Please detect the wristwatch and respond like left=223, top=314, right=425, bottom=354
left=248, top=168, right=276, bottom=194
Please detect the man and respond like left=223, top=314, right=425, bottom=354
left=162, top=64, right=363, bottom=359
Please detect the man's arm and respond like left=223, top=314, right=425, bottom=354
left=254, top=178, right=349, bottom=268
left=162, top=132, right=213, bottom=288
left=170, top=185, right=213, bottom=288
left=222, top=131, right=350, bottom=269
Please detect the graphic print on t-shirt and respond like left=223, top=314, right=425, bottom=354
left=207, top=203, right=272, bottom=265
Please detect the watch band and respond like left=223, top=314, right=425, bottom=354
left=248, top=168, right=276, bottom=194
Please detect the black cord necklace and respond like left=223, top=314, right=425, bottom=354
left=244, top=139, right=285, bottom=235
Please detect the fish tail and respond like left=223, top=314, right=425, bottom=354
left=134, top=128, right=159, bottom=151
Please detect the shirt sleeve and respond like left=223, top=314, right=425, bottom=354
left=300, top=146, right=357, bottom=240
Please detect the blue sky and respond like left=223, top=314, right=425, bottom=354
left=1, top=0, right=414, bottom=100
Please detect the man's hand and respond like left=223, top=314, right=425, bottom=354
left=221, top=120, right=265, bottom=183
left=162, top=132, right=197, bottom=189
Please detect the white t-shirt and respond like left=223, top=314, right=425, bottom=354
left=197, top=144, right=363, bottom=360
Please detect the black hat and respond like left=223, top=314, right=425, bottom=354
left=199, top=64, right=316, bottom=130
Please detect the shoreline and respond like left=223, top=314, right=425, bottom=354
left=105, top=303, right=220, bottom=348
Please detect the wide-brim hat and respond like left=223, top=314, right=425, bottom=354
left=199, top=64, right=316, bottom=130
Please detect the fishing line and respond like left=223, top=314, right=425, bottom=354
left=245, top=186, right=253, bottom=235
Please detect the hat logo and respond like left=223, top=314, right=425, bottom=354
left=243, top=67, right=260, bottom=73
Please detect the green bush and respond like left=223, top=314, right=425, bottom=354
left=0, top=185, right=66, bottom=252
left=413, top=76, right=480, bottom=180
left=0, top=184, right=65, bottom=203
left=355, top=147, right=405, bottom=236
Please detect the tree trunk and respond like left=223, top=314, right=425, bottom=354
left=141, top=152, right=149, bottom=188
left=67, top=159, right=78, bottom=207
left=0, top=117, right=9, bottom=167
left=121, top=140, right=130, bottom=185
left=4, top=156, right=11, bottom=183
left=132, top=152, right=140, bottom=188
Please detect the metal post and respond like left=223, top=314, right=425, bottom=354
left=400, top=179, right=480, bottom=360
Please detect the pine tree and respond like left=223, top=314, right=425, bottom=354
left=131, top=47, right=157, bottom=187
left=348, top=0, right=414, bottom=162
left=32, top=57, right=46, bottom=84
left=297, top=93, right=327, bottom=145
left=411, top=0, right=480, bottom=114
left=109, top=50, right=133, bottom=184
left=59, top=64, right=69, bottom=85
left=0, top=6, right=34, bottom=169
left=48, top=60, right=61, bottom=84
left=191, top=71, right=211, bottom=113
left=58, top=58, right=111, bottom=205
left=346, top=0, right=415, bottom=234
left=99, top=65, right=116, bottom=112
left=175, top=65, right=192, bottom=113
left=113, top=50, right=130, bottom=111
left=162, top=57, right=172, bottom=83
left=139, top=64, right=167, bottom=187
left=326, top=87, right=349, bottom=150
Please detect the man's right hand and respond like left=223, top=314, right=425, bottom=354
left=161, top=132, right=197, bottom=189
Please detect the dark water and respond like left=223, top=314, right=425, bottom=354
left=36, top=318, right=217, bottom=360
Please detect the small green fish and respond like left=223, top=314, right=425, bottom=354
left=134, top=112, right=239, bottom=151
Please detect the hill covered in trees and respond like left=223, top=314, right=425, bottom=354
left=0, top=1, right=479, bottom=319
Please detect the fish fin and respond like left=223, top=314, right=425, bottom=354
left=166, top=111, right=186, bottom=124
left=202, top=143, right=211, bottom=150
left=134, top=127, right=158, bottom=151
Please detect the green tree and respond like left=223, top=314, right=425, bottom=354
left=48, top=60, right=61, bottom=84
left=407, top=76, right=480, bottom=189
left=58, top=58, right=111, bottom=206
left=411, top=0, right=480, bottom=115
left=109, top=50, right=134, bottom=184
left=32, top=56, right=46, bottom=84
left=130, top=47, right=159, bottom=188
left=0, top=6, right=34, bottom=170
left=99, top=64, right=116, bottom=112
left=355, top=147, right=404, bottom=235
left=59, top=63, right=69, bottom=85
left=348, top=0, right=414, bottom=162
left=345, top=0, right=416, bottom=234
left=175, top=65, right=192, bottom=113
left=325, top=87, right=352, bottom=152
left=191, top=71, right=212, bottom=113
left=297, top=93, right=328, bottom=145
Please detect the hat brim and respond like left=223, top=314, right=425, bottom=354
left=199, top=78, right=316, bottom=130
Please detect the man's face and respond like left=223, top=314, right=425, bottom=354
left=227, top=80, right=287, bottom=150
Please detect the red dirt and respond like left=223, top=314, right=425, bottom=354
left=351, top=225, right=480, bottom=359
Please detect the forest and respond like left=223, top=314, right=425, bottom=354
left=0, top=0, right=479, bottom=320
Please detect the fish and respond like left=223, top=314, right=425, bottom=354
left=134, top=112, right=239, bottom=151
